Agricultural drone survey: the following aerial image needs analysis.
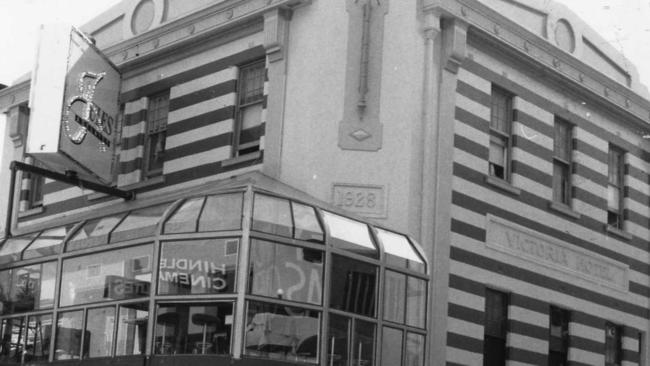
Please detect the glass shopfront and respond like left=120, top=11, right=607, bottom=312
left=0, top=183, right=428, bottom=365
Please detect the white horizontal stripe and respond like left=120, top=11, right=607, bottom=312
left=625, top=198, right=650, bottom=219
left=455, top=118, right=489, bottom=145
left=511, top=148, right=552, bottom=174
left=570, top=322, right=605, bottom=344
left=117, top=170, right=141, bottom=187
left=446, top=346, right=482, bottom=366
left=451, top=204, right=485, bottom=230
left=508, top=333, right=548, bottom=355
left=170, top=67, right=237, bottom=99
left=574, top=128, right=608, bottom=152
left=624, top=222, right=649, bottom=242
left=124, top=97, right=147, bottom=114
left=458, top=68, right=491, bottom=94
left=622, top=335, right=640, bottom=351
left=512, top=122, right=553, bottom=149
left=568, top=348, right=603, bottom=365
left=513, top=97, right=553, bottom=126
left=163, top=146, right=231, bottom=174
left=571, top=199, right=606, bottom=223
left=507, top=361, right=538, bottom=366
left=626, top=175, right=650, bottom=196
left=454, top=147, right=488, bottom=173
left=511, top=174, right=552, bottom=201
left=121, top=122, right=145, bottom=139
left=166, top=119, right=233, bottom=149
left=626, top=153, right=650, bottom=172
left=448, top=318, right=484, bottom=339
left=449, top=287, right=484, bottom=312
left=456, top=93, right=490, bottom=119
left=509, top=306, right=548, bottom=328
left=573, top=150, right=607, bottom=173
left=168, top=93, right=236, bottom=124
left=119, top=145, right=144, bottom=161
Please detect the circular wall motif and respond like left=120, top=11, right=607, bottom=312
left=132, top=0, right=155, bottom=35
left=554, top=19, right=575, bottom=53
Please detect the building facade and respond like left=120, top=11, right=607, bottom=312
left=0, top=0, right=649, bottom=365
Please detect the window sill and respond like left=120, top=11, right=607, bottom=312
left=606, top=225, right=632, bottom=241
left=222, top=151, right=262, bottom=167
left=17, top=206, right=44, bottom=218
left=548, top=202, right=580, bottom=219
left=485, top=175, right=521, bottom=196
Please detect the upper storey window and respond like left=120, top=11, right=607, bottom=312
left=553, top=118, right=572, bottom=205
left=489, top=86, right=513, bottom=181
left=607, top=145, right=624, bottom=229
left=234, top=60, right=265, bottom=157
left=144, top=91, right=170, bottom=178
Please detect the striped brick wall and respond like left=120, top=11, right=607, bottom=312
left=117, top=97, right=147, bottom=186
left=448, top=56, right=649, bottom=366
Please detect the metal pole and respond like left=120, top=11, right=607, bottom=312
left=4, top=162, right=18, bottom=238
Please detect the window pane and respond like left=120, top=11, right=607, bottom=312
left=554, top=119, right=571, bottom=161
left=322, top=211, right=377, bottom=257
left=111, top=204, right=169, bottom=243
left=244, top=301, right=319, bottom=364
left=116, top=302, right=148, bottom=356
left=54, top=310, right=83, bottom=360
left=60, top=244, right=152, bottom=306
left=164, top=197, right=205, bottom=234
left=249, top=240, right=323, bottom=305
left=484, top=289, right=508, bottom=338
left=25, top=314, right=52, bottom=363
left=405, top=333, right=425, bottom=366
left=406, top=277, right=427, bottom=329
left=5, top=262, right=56, bottom=314
left=155, top=302, right=233, bottom=355
left=239, top=62, right=265, bottom=105
left=608, top=185, right=620, bottom=210
left=353, top=319, right=375, bottom=366
left=0, top=233, right=37, bottom=265
left=84, top=306, right=115, bottom=358
left=383, top=270, right=405, bottom=324
left=376, top=229, right=424, bottom=270
left=608, top=147, right=621, bottom=185
left=23, top=225, right=71, bottom=260
left=198, top=193, right=243, bottom=232
left=0, top=317, right=25, bottom=364
left=158, top=239, right=238, bottom=295
left=145, top=131, right=166, bottom=175
left=605, top=323, right=622, bottom=365
left=553, top=162, right=570, bottom=204
left=0, top=270, right=10, bottom=315
left=381, top=327, right=403, bottom=366
left=252, top=194, right=292, bottom=237
left=490, top=86, right=511, bottom=133
left=292, top=202, right=324, bottom=242
left=66, top=214, right=124, bottom=252
left=330, top=255, right=376, bottom=317
left=327, top=314, right=349, bottom=366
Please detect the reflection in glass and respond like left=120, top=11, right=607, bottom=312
left=0, top=317, right=25, bottom=364
left=66, top=215, right=124, bottom=252
left=23, top=225, right=70, bottom=260
left=405, top=333, right=425, bottom=366
left=116, top=302, right=148, bottom=356
left=384, top=270, right=406, bottom=324
left=327, top=314, right=349, bottom=366
left=155, top=303, right=233, bottom=355
left=381, top=327, right=403, bottom=366
left=25, top=314, right=52, bottom=362
left=111, top=204, right=169, bottom=242
left=0, top=234, right=37, bottom=265
left=376, top=229, right=424, bottom=272
left=353, top=319, right=375, bottom=366
left=252, top=194, right=292, bottom=237
left=244, top=301, right=320, bottom=364
left=322, top=212, right=377, bottom=257
left=292, top=202, right=324, bottom=242
left=164, top=197, right=205, bottom=233
left=54, top=310, right=83, bottom=360
left=84, top=307, right=115, bottom=358
left=406, top=277, right=426, bottom=329
left=249, top=240, right=323, bottom=305
left=0, top=262, right=56, bottom=314
left=198, top=193, right=243, bottom=232
left=330, top=255, right=376, bottom=317
left=60, top=245, right=152, bottom=306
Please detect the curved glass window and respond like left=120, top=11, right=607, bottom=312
left=158, top=239, right=239, bottom=295
left=198, top=193, right=243, bottom=232
left=164, top=197, right=205, bottom=234
left=0, top=234, right=37, bottom=266
left=376, top=228, right=425, bottom=272
left=66, top=214, right=124, bottom=252
left=23, top=225, right=71, bottom=260
left=322, top=211, right=377, bottom=257
left=292, top=202, right=324, bottom=242
left=252, top=194, right=293, bottom=237
left=248, top=239, right=323, bottom=305
left=330, top=255, right=376, bottom=317
left=111, top=204, right=169, bottom=243
left=60, top=244, right=153, bottom=307
left=244, top=301, right=320, bottom=364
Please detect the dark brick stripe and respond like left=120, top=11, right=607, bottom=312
left=165, top=133, right=232, bottom=161
left=167, top=107, right=235, bottom=136
left=450, top=218, right=485, bottom=242
left=119, top=158, right=142, bottom=176
left=454, top=134, right=488, bottom=160
left=625, top=186, right=650, bottom=206
left=164, top=150, right=263, bottom=187
left=509, top=319, right=548, bottom=340
left=456, top=80, right=491, bottom=107
left=123, top=109, right=146, bottom=127
left=121, top=133, right=145, bottom=151
left=169, top=80, right=237, bottom=112
left=573, top=139, right=608, bottom=163
left=568, top=335, right=603, bottom=354
left=512, top=135, right=553, bottom=160
left=625, top=209, right=650, bottom=228
left=450, top=246, right=649, bottom=318
left=572, top=186, right=607, bottom=209
left=448, top=303, right=483, bottom=325
left=449, top=274, right=485, bottom=296
left=509, top=293, right=550, bottom=315
left=571, top=311, right=605, bottom=329
left=626, top=164, right=649, bottom=183
left=572, top=162, right=608, bottom=187
left=623, top=348, right=640, bottom=363
left=508, top=347, right=547, bottom=365
left=447, top=332, right=483, bottom=353
left=512, top=109, right=553, bottom=137
left=511, top=160, right=552, bottom=187
left=455, top=106, right=489, bottom=133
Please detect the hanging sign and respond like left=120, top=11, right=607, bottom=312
left=27, top=24, right=120, bottom=184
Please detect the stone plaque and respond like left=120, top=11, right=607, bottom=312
left=486, top=215, right=628, bottom=291
left=332, top=183, right=386, bottom=218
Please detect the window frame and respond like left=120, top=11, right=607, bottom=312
left=483, top=288, right=509, bottom=366
left=605, top=322, right=622, bottom=366
left=607, top=145, right=625, bottom=229
left=233, top=59, right=266, bottom=157
left=142, top=90, right=170, bottom=179
left=489, top=86, right=514, bottom=181
left=548, top=306, right=570, bottom=366
left=553, top=118, right=572, bottom=206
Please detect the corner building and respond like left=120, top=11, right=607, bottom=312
left=0, top=0, right=649, bottom=365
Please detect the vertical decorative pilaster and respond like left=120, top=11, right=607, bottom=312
left=338, top=0, right=388, bottom=151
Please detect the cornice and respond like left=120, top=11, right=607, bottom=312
left=0, top=80, right=30, bottom=113
left=425, top=0, right=650, bottom=128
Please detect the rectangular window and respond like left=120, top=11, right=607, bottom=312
left=608, top=145, right=624, bottom=229
left=549, top=306, right=569, bottom=366
left=28, top=172, right=44, bottom=208
left=553, top=118, right=572, bottom=205
left=489, top=86, right=513, bottom=180
left=234, top=60, right=265, bottom=157
left=144, top=91, right=170, bottom=178
left=605, top=322, right=622, bottom=366
left=484, top=289, right=508, bottom=366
